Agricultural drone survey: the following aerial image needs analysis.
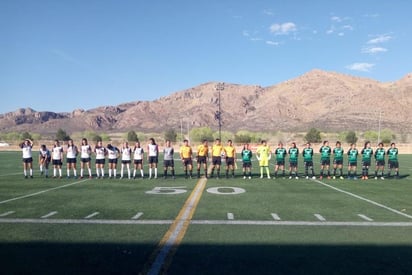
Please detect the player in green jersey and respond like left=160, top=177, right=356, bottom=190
left=302, top=142, right=315, bottom=179
left=332, top=141, right=344, bottom=179
left=241, top=143, right=253, bottom=179
left=387, top=142, right=400, bottom=179
left=319, top=140, right=332, bottom=179
left=374, top=142, right=386, bottom=180
left=360, top=141, right=373, bottom=180
left=273, top=142, right=287, bottom=178
left=347, top=143, right=358, bottom=179
left=288, top=142, right=299, bottom=179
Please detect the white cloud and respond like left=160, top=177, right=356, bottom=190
left=342, top=25, right=354, bottom=31
left=269, top=22, right=297, bottom=35
left=362, top=47, right=388, bottom=54
left=367, top=34, right=392, bottom=44
left=242, top=30, right=250, bottom=37
left=263, top=9, right=274, bottom=16
left=346, top=62, right=375, bottom=72
left=266, top=41, right=280, bottom=46
left=331, top=16, right=342, bottom=22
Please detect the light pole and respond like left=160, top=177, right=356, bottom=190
left=215, top=82, right=224, bottom=140
left=378, top=111, right=384, bottom=143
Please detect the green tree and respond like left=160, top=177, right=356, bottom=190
left=56, top=128, right=71, bottom=141
left=380, top=129, right=395, bottom=144
left=304, top=128, right=321, bottom=143
left=127, top=130, right=139, bottom=142
left=20, top=131, right=32, bottom=140
left=164, top=128, right=177, bottom=142
left=189, top=127, right=214, bottom=142
left=234, top=134, right=252, bottom=144
left=345, top=131, right=358, bottom=144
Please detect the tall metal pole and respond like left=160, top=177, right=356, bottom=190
left=215, top=82, right=224, bottom=140
left=378, top=111, right=383, bottom=143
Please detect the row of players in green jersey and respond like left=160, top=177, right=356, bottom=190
left=249, top=141, right=399, bottom=180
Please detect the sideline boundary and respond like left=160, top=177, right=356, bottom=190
left=1, top=218, right=412, bottom=227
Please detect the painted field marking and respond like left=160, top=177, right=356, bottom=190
left=227, top=213, right=235, bottom=220
left=271, top=213, right=281, bottom=221
left=143, top=177, right=207, bottom=275
left=84, top=212, right=100, bottom=219
left=0, top=179, right=88, bottom=205
left=358, top=214, right=374, bottom=221
left=0, top=211, right=15, bottom=217
left=2, top=218, right=412, bottom=227
left=313, top=179, right=412, bottom=219
left=314, top=214, right=326, bottom=221
left=131, top=212, right=143, bottom=220
left=41, top=211, right=58, bottom=219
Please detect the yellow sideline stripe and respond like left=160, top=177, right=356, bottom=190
left=142, top=177, right=207, bottom=275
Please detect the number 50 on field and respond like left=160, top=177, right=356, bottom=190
left=145, top=186, right=246, bottom=195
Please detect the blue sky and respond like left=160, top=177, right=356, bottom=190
left=1, top=0, right=411, bottom=113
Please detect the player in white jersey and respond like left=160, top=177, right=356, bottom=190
left=107, top=143, right=120, bottom=179
left=133, top=141, right=145, bottom=179
left=39, top=144, right=51, bottom=178
left=80, top=138, right=92, bottom=179
left=20, top=139, right=33, bottom=178
left=120, top=141, right=132, bottom=179
left=147, top=138, right=159, bottom=179
left=163, top=140, right=175, bottom=179
left=52, top=140, right=63, bottom=178
left=65, top=139, right=78, bottom=179
left=94, top=140, right=107, bottom=179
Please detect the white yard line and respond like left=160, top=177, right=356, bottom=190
left=1, top=218, right=412, bottom=227
left=0, top=211, right=15, bottom=217
left=314, top=214, right=326, bottom=221
left=131, top=212, right=144, bottom=220
left=358, top=214, right=374, bottom=221
left=312, top=179, right=412, bottom=219
left=84, top=212, right=100, bottom=219
left=41, top=211, right=58, bottom=219
left=271, top=213, right=281, bottom=221
left=0, top=179, right=88, bottom=205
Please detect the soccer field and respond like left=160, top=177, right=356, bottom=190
left=1, top=151, right=412, bottom=274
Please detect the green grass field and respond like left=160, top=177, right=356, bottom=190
left=1, top=151, right=412, bottom=274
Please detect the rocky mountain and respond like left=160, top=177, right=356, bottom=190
left=1, top=69, right=411, bottom=134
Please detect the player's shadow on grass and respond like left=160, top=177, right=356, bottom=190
left=2, top=242, right=412, bottom=274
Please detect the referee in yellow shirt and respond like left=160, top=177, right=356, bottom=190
left=210, top=138, right=224, bottom=179
left=224, top=140, right=236, bottom=178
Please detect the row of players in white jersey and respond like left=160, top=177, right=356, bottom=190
left=20, top=138, right=162, bottom=179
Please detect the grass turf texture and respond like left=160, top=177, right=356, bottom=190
left=0, top=151, right=411, bottom=274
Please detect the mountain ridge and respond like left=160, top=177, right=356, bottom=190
left=1, top=69, right=411, bottom=134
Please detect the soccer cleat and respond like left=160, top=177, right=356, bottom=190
left=305, top=176, right=309, bottom=179
left=267, top=176, right=271, bottom=179
left=340, top=176, right=344, bottom=180
left=243, top=176, right=246, bottom=179
left=248, top=176, right=252, bottom=179
left=375, top=177, right=378, bottom=180
left=381, top=177, right=385, bottom=180
left=365, top=176, right=368, bottom=180
left=289, top=176, right=292, bottom=179
left=361, top=176, right=365, bottom=180
left=327, top=176, right=331, bottom=179
left=260, top=175, right=263, bottom=179
left=295, top=176, right=299, bottom=180
left=312, top=176, right=316, bottom=179
left=332, top=176, right=336, bottom=179
left=319, top=176, right=323, bottom=180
